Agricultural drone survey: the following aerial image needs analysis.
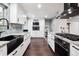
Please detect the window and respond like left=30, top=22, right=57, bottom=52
left=33, top=27, right=40, bottom=30
left=0, top=4, right=7, bottom=31
left=0, top=6, right=3, bottom=19
left=33, top=22, right=39, bottom=25
left=32, top=21, right=40, bottom=31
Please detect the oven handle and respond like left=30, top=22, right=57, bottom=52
left=55, top=41, right=69, bottom=52
left=72, top=46, right=79, bottom=50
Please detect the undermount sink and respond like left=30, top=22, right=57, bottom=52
left=0, top=35, right=21, bottom=41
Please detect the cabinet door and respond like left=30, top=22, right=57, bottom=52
left=10, top=3, right=18, bottom=23
left=50, top=39, right=55, bottom=52
left=47, top=34, right=51, bottom=43
left=70, top=44, right=79, bottom=56
left=24, top=35, right=31, bottom=49
left=17, top=42, right=25, bottom=56
left=48, top=34, right=55, bottom=52
left=0, top=45, right=7, bottom=56
left=18, top=16, right=26, bottom=24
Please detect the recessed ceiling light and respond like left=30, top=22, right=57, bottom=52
left=44, top=15, right=48, bottom=18
left=37, top=4, right=42, bottom=8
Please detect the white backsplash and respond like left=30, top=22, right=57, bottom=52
left=0, top=23, right=23, bottom=37
left=68, top=15, right=79, bottom=35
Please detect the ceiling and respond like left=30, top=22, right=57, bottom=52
left=19, top=3, right=64, bottom=19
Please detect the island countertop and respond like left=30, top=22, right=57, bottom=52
left=0, top=41, right=9, bottom=48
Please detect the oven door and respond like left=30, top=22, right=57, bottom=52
left=55, top=36, right=70, bottom=56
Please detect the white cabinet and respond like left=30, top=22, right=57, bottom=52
left=0, top=45, right=7, bottom=56
left=47, top=33, right=55, bottom=52
left=18, top=16, right=26, bottom=24
left=20, top=34, right=31, bottom=55
left=23, top=34, right=31, bottom=51
left=9, top=3, right=18, bottom=23
left=16, top=42, right=25, bottom=56
left=9, top=3, right=25, bottom=24
left=70, top=44, right=79, bottom=56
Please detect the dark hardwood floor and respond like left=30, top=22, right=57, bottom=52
left=23, top=38, right=55, bottom=56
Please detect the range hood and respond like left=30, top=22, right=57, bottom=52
left=57, top=3, right=79, bottom=19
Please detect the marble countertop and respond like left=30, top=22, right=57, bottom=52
left=55, top=35, right=79, bottom=47
left=0, top=41, right=9, bottom=48
left=0, top=32, right=29, bottom=38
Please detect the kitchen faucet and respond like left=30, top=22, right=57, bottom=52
left=0, top=18, right=9, bottom=29
left=0, top=18, right=9, bottom=36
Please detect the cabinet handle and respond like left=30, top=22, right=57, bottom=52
left=72, top=46, right=79, bottom=50
left=12, top=51, right=17, bottom=55
left=21, top=44, right=23, bottom=47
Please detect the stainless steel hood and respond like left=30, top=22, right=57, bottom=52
left=56, top=3, right=79, bottom=19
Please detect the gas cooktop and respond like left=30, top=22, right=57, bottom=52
left=56, top=33, right=79, bottom=41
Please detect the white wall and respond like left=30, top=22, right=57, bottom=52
left=51, top=19, right=68, bottom=34
left=51, top=15, right=79, bottom=35
left=68, top=16, right=79, bottom=35
left=28, top=18, right=45, bottom=37
left=45, top=20, right=52, bottom=32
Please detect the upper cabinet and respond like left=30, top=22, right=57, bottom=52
left=9, top=3, right=26, bottom=24
left=9, top=3, right=18, bottom=23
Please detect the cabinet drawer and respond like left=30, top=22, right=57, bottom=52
left=70, top=44, right=79, bottom=56
left=0, top=45, right=7, bottom=56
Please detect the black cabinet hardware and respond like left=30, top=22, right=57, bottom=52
left=72, top=46, right=79, bottom=50
left=12, top=51, right=17, bottom=55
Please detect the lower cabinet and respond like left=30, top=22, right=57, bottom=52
left=48, top=33, right=55, bottom=52
left=49, top=39, right=55, bottom=52
left=22, top=35, right=31, bottom=55
left=70, top=44, right=79, bottom=56
left=17, top=42, right=25, bottom=56
left=0, top=45, right=7, bottom=56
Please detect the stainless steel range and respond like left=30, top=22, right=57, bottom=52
left=55, top=33, right=79, bottom=56
left=55, top=35, right=70, bottom=56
